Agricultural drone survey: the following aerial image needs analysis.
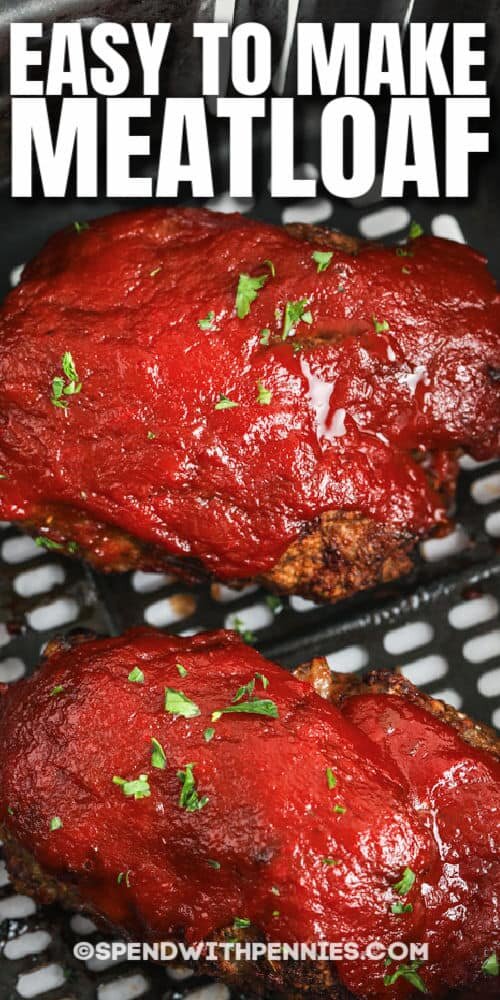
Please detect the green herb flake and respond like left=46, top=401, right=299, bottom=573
left=396, top=246, right=413, bottom=258
left=383, top=960, right=426, bottom=993
left=150, top=266, right=162, bottom=278
left=372, top=316, right=390, bottom=334
left=233, top=917, right=251, bottom=929
left=50, top=816, right=63, bottom=831
left=402, top=266, right=412, bottom=275
left=50, top=685, right=64, bottom=697
left=67, top=541, right=79, bottom=553
left=256, top=381, right=272, bottom=405
left=113, top=774, right=151, bottom=800
left=147, top=431, right=156, bottom=440
left=212, top=699, right=278, bottom=722
left=236, top=272, right=269, bottom=319
left=322, top=857, right=339, bottom=867
left=392, top=867, right=416, bottom=895
left=271, top=886, right=280, bottom=896
left=326, top=767, right=337, bottom=790
left=266, top=595, right=283, bottom=614
left=128, top=666, right=144, bottom=684
left=482, top=952, right=499, bottom=976
left=260, top=328, right=271, bottom=345
left=74, top=221, right=89, bottom=234
left=35, top=537, right=63, bottom=551
left=391, top=901, right=413, bottom=915
left=264, top=259, right=276, bottom=277
left=7, top=807, right=14, bottom=816
left=164, top=688, right=200, bottom=718
left=409, top=220, right=424, bottom=239
left=177, top=762, right=209, bottom=812
left=0, top=474, right=7, bottom=480
left=333, top=804, right=346, bottom=815
left=232, top=616, right=255, bottom=645
left=198, top=310, right=216, bottom=331
left=255, top=672, right=269, bottom=690
left=215, top=394, right=238, bottom=411
left=51, top=351, right=82, bottom=409
left=117, top=870, right=131, bottom=887
left=151, top=737, right=167, bottom=770
left=204, top=727, right=215, bottom=743
left=312, top=250, right=333, bottom=273
left=207, top=859, right=221, bottom=870
left=176, top=663, right=188, bottom=678
left=282, top=299, right=313, bottom=340
left=272, top=910, right=280, bottom=917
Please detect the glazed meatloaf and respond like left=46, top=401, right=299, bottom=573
left=0, top=627, right=498, bottom=999
left=0, top=209, right=498, bottom=602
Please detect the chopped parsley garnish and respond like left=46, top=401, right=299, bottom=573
left=231, top=673, right=268, bottom=704
left=212, top=699, right=278, bottom=722
left=402, top=266, right=411, bottom=275
left=372, top=316, right=390, bottom=334
left=332, top=804, right=346, bottom=815
left=312, top=250, right=333, bottom=272
left=392, top=867, right=416, bottom=895
left=7, top=807, right=14, bottom=816
left=233, top=917, right=250, bottom=929
left=113, top=774, right=151, bottom=799
left=271, top=886, right=280, bottom=896
left=198, top=310, right=216, bottom=331
left=255, top=672, right=269, bottom=689
left=409, top=220, right=424, bottom=239
left=35, top=537, right=63, bottom=551
left=74, top=221, right=89, bottom=233
left=207, top=859, right=221, bottom=870
left=391, top=901, right=413, bottom=914
left=147, top=431, right=156, bottom=440
left=232, top=616, right=255, bottom=644
left=383, top=961, right=426, bottom=992
left=282, top=299, right=313, bottom=340
left=272, top=910, right=280, bottom=917
left=151, top=737, right=167, bottom=770
left=260, top=328, right=271, bottom=345
left=164, top=688, right=200, bottom=718
left=322, top=857, right=339, bottom=866
left=396, top=246, right=413, bottom=258
left=128, top=666, right=144, bottom=684
left=50, top=685, right=64, bottom=697
left=215, top=394, right=238, bottom=410
left=67, top=541, right=79, bottom=554
left=326, top=767, right=337, bottom=790
left=264, top=259, right=276, bottom=277
left=256, top=381, right=272, bottom=405
left=117, top=870, right=131, bottom=887
left=176, top=662, right=188, bottom=678
left=236, top=272, right=269, bottom=319
left=50, top=816, right=63, bottom=831
left=177, top=762, right=208, bottom=812
left=150, top=266, right=162, bottom=278
left=0, top=474, right=7, bottom=480
left=266, top=594, right=283, bottom=614
left=204, top=727, right=215, bottom=742
left=482, top=952, right=499, bottom=976
left=51, top=352, right=82, bottom=409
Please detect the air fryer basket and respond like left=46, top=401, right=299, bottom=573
left=1, top=2, right=500, bottom=998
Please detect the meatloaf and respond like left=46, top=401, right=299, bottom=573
left=0, top=209, right=498, bottom=601
left=0, top=627, right=498, bottom=998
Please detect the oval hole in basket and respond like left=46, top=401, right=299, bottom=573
left=0, top=657, right=25, bottom=682
left=400, top=655, right=448, bottom=685
left=4, top=930, right=51, bottom=961
left=17, top=964, right=66, bottom=999
left=485, top=511, right=500, bottom=537
left=131, top=571, right=174, bottom=594
left=97, top=973, right=149, bottom=1000
left=225, top=603, right=273, bottom=633
left=359, top=205, right=410, bottom=239
left=491, top=706, right=500, bottom=729
left=431, top=214, right=465, bottom=243
left=282, top=197, right=333, bottom=225
left=1, top=535, right=45, bottom=564
left=185, top=985, right=230, bottom=1000
left=26, top=598, right=79, bottom=632
left=384, top=621, right=434, bottom=656
left=145, top=594, right=196, bottom=627
left=477, top=667, right=500, bottom=698
left=211, top=582, right=258, bottom=603
left=431, top=688, right=463, bottom=710
left=471, top=472, right=500, bottom=505
left=87, top=951, right=128, bottom=973
left=326, top=645, right=369, bottom=673
left=168, top=967, right=194, bottom=982
left=448, top=595, right=499, bottom=630
left=463, top=630, right=500, bottom=664
left=14, top=564, right=65, bottom=598
left=0, top=895, right=36, bottom=920
left=71, top=914, right=97, bottom=935
left=289, top=595, right=319, bottom=612
left=420, top=526, right=469, bottom=562
left=0, top=861, right=9, bottom=887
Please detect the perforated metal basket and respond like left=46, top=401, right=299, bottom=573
left=1, top=2, right=500, bottom=999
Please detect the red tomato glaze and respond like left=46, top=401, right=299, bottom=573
left=0, top=628, right=498, bottom=998
left=0, top=209, right=498, bottom=578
